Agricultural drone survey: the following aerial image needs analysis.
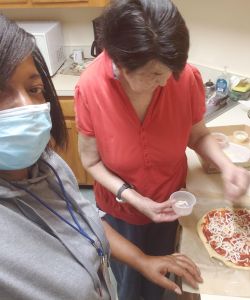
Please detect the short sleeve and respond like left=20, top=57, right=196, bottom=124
left=74, top=84, right=95, bottom=136
left=190, top=66, right=206, bottom=125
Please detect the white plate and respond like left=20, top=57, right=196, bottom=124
left=223, top=142, right=250, bottom=163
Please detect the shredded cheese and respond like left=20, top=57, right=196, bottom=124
left=204, top=209, right=250, bottom=266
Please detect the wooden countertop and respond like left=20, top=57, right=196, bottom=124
left=186, top=105, right=250, bottom=300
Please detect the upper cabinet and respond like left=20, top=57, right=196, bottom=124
left=31, top=0, right=87, bottom=3
left=0, top=0, right=28, bottom=3
left=0, top=0, right=108, bottom=7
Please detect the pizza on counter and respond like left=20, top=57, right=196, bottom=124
left=197, top=208, right=250, bottom=269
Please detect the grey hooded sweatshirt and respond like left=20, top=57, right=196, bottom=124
left=0, top=151, right=116, bottom=300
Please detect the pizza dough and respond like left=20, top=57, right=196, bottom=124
left=197, top=208, right=250, bottom=270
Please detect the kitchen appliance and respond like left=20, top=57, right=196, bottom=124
left=18, top=21, right=65, bottom=76
left=91, top=17, right=103, bottom=57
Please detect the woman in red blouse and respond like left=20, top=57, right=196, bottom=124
left=75, top=1, right=250, bottom=299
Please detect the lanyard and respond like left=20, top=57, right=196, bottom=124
left=10, top=160, right=104, bottom=258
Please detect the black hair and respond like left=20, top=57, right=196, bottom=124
left=0, top=14, right=67, bottom=150
left=100, top=0, right=189, bottom=79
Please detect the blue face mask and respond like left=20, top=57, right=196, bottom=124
left=0, top=103, right=52, bottom=170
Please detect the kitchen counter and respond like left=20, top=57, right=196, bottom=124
left=52, top=58, right=93, bottom=96
left=52, top=74, right=79, bottom=96
left=186, top=105, right=250, bottom=300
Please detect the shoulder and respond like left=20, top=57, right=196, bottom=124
left=179, top=64, right=203, bottom=84
left=166, top=64, right=204, bottom=96
left=76, top=51, right=113, bottom=95
left=173, top=64, right=204, bottom=97
left=166, top=64, right=203, bottom=91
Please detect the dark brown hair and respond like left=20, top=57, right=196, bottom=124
left=0, top=14, right=67, bottom=150
left=100, top=0, right=189, bottom=79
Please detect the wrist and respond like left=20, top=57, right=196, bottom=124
left=115, top=182, right=134, bottom=203
left=131, top=251, right=149, bottom=274
left=121, top=188, right=143, bottom=206
left=218, top=159, right=234, bottom=175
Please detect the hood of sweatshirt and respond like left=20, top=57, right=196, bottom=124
left=0, top=156, right=51, bottom=199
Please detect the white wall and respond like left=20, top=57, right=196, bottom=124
left=2, top=1, right=250, bottom=77
left=173, top=0, right=250, bottom=77
left=1, top=7, right=103, bottom=56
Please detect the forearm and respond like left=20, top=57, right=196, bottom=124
left=78, top=133, right=144, bottom=206
left=189, top=127, right=232, bottom=172
left=194, top=134, right=232, bottom=170
left=102, top=220, right=146, bottom=272
left=84, top=159, right=124, bottom=194
left=78, top=133, right=125, bottom=194
left=82, top=155, right=144, bottom=202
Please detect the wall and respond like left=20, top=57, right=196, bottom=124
left=1, top=7, right=103, bottom=57
left=2, top=0, right=250, bottom=77
left=173, top=0, right=250, bottom=77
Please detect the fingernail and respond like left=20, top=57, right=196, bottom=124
left=174, top=287, right=182, bottom=295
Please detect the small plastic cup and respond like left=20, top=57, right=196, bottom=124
left=211, top=132, right=229, bottom=149
left=233, top=130, right=248, bottom=143
left=170, top=191, right=197, bottom=216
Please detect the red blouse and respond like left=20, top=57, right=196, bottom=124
left=75, top=52, right=205, bottom=225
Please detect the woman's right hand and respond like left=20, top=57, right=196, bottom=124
left=123, top=189, right=179, bottom=222
left=103, top=221, right=203, bottom=296
left=137, top=253, right=203, bottom=295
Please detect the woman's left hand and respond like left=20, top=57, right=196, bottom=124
left=221, top=163, right=250, bottom=201
left=136, top=197, right=180, bottom=223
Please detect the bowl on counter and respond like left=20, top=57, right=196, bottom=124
left=233, top=130, right=249, bottom=143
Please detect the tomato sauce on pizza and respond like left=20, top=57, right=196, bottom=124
left=198, top=208, right=250, bottom=269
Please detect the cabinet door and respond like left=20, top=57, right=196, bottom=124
left=31, top=0, right=88, bottom=3
left=0, top=0, right=27, bottom=3
left=90, top=0, right=108, bottom=5
left=57, top=119, right=94, bottom=186
left=58, top=98, right=94, bottom=186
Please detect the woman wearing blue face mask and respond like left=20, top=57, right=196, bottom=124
left=0, top=14, right=202, bottom=300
